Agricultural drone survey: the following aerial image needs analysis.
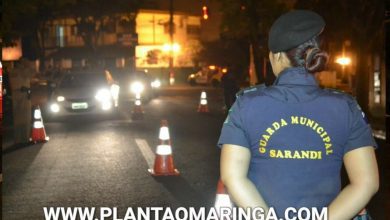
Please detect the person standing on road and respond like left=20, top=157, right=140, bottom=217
left=221, top=69, right=240, bottom=111
left=218, top=10, right=379, bottom=219
left=9, top=59, right=34, bottom=145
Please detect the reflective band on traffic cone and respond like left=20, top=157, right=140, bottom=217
left=197, top=91, right=209, bottom=113
left=352, top=209, right=372, bottom=220
left=148, top=120, right=180, bottom=176
left=214, top=179, right=233, bottom=213
left=131, top=92, right=144, bottom=119
left=30, top=105, right=49, bottom=143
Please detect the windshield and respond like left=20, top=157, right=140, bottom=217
left=60, top=74, right=107, bottom=88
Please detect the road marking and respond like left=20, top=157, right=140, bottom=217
left=135, top=138, right=155, bottom=169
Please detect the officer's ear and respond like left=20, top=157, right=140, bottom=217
left=274, top=52, right=281, bottom=60
left=270, top=52, right=281, bottom=61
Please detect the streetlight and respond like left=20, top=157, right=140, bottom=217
left=335, top=52, right=352, bottom=93
left=163, top=42, right=180, bottom=85
left=169, top=0, right=174, bottom=85
left=335, top=55, right=351, bottom=83
left=335, top=57, right=351, bottom=66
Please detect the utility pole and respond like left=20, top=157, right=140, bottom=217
left=169, top=0, right=174, bottom=85
left=385, top=8, right=389, bottom=141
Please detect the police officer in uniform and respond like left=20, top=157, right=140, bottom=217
left=218, top=10, right=378, bottom=219
left=9, top=59, right=33, bottom=145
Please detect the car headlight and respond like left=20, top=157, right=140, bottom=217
left=57, top=96, right=65, bottom=102
left=50, top=103, right=60, bottom=113
left=101, top=101, right=112, bottom=111
left=130, top=82, right=144, bottom=94
left=151, top=79, right=161, bottom=88
left=189, top=74, right=196, bottom=79
left=95, top=88, right=112, bottom=101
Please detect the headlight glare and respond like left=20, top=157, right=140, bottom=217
left=151, top=79, right=161, bottom=88
left=95, top=89, right=111, bottom=101
left=50, top=103, right=60, bottom=113
left=101, top=101, right=112, bottom=111
left=130, top=82, right=144, bottom=94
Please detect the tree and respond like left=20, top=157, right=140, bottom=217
left=295, top=0, right=386, bottom=114
left=1, top=0, right=144, bottom=64
left=63, top=0, right=142, bottom=50
left=196, top=39, right=249, bottom=81
left=219, top=0, right=288, bottom=84
left=2, top=0, right=80, bottom=69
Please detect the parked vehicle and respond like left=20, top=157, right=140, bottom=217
left=187, top=66, right=224, bottom=87
left=110, top=69, right=157, bottom=103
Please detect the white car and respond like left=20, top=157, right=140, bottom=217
left=187, top=69, right=223, bottom=87
left=47, top=70, right=119, bottom=117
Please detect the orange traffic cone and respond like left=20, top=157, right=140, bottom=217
left=30, top=105, right=49, bottom=143
left=214, top=179, right=233, bottom=210
left=148, top=120, right=180, bottom=176
left=353, top=208, right=371, bottom=220
left=131, top=93, right=144, bottom=119
left=197, top=91, right=209, bottom=113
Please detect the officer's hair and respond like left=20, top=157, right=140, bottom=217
left=285, top=36, right=328, bottom=73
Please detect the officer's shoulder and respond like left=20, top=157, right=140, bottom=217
left=323, top=88, right=356, bottom=104
left=236, top=84, right=266, bottom=97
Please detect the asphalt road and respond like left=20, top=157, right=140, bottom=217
left=2, top=85, right=226, bottom=219
left=2, top=84, right=389, bottom=220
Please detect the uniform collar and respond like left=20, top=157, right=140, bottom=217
left=273, top=67, right=318, bottom=86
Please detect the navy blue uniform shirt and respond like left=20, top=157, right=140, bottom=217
left=218, top=67, right=377, bottom=216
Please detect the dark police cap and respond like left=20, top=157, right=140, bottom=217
left=268, top=10, right=325, bottom=53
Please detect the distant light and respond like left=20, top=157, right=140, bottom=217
left=172, top=43, right=180, bottom=52
left=151, top=79, right=161, bottom=88
left=163, top=43, right=181, bottom=53
left=2, top=39, right=22, bottom=61
left=335, top=57, right=351, bottom=66
left=202, top=6, right=209, bottom=20
left=57, top=96, right=65, bottom=102
left=163, top=44, right=171, bottom=52
left=209, top=65, right=216, bottom=70
left=222, top=68, right=228, bottom=73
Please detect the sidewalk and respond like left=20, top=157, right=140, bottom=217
left=2, top=124, right=15, bottom=152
